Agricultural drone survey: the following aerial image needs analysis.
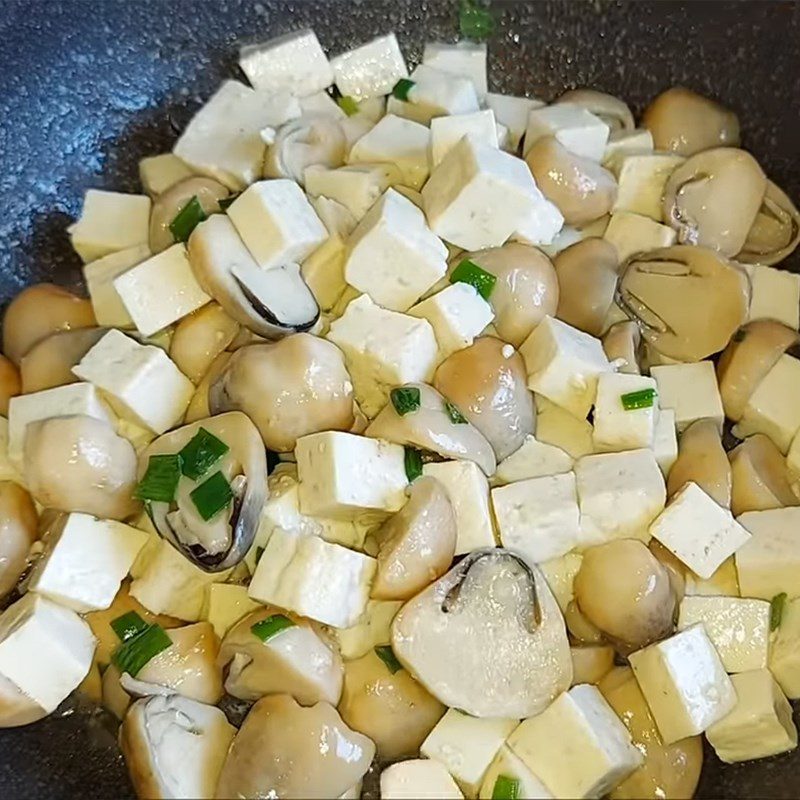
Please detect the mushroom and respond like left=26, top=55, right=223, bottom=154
left=2, top=283, right=96, bottom=365
left=574, top=539, right=676, bottom=653
left=370, top=476, right=457, bottom=600
left=77, top=661, right=102, bottom=704
left=603, top=321, right=642, bottom=374
left=365, top=383, right=497, bottom=476
left=556, top=89, right=635, bottom=132
left=454, top=243, right=559, bottom=346
left=648, top=540, right=686, bottom=605
left=433, top=337, right=535, bottom=461
left=218, top=606, right=343, bottom=705
left=617, top=245, right=750, bottom=361
left=525, top=136, right=617, bottom=226
left=564, top=600, right=606, bottom=645
left=737, top=180, right=800, bottom=266
left=663, top=148, right=766, bottom=256
left=119, top=693, right=236, bottom=800
left=23, top=415, right=139, bottom=521
left=338, top=647, right=446, bottom=760
left=101, top=664, right=132, bottom=720
left=209, top=335, right=354, bottom=452
left=168, top=304, right=240, bottom=384
left=215, top=694, right=375, bottom=800
left=0, top=672, right=47, bottom=728
left=264, top=114, right=347, bottom=185
left=599, top=666, right=703, bottom=800
left=554, top=238, right=619, bottom=336
left=642, top=86, right=740, bottom=156
left=729, top=434, right=799, bottom=517
left=0, top=482, right=38, bottom=599
left=19, top=328, right=106, bottom=393
left=149, top=176, right=229, bottom=253
left=570, top=645, right=616, bottom=686
left=184, top=352, right=232, bottom=424
left=188, top=214, right=320, bottom=338
left=667, top=420, right=732, bottom=508
left=391, top=549, right=572, bottom=718
left=716, top=320, right=799, bottom=421
left=0, top=356, right=20, bottom=415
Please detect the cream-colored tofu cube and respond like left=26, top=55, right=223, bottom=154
left=538, top=552, right=583, bottom=613
left=83, top=244, right=150, bottom=328
left=430, top=110, right=498, bottom=167
left=534, top=395, right=594, bottom=458
left=202, top=584, right=262, bottom=638
left=651, top=361, right=724, bottom=433
left=745, top=264, right=800, bottom=330
left=611, top=153, right=685, bottom=221
left=770, top=597, right=800, bottom=699
left=523, top=104, right=610, bottom=161
left=628, top=624, right=736, bottom=744
left=423, top=41, right=488, bottom=97
left=485, top=93, right=546, bottom=151
left=684, top=556, right=741, bottom=597
left=305, top=162, right=402, bottom=220
left=0, top=418, right=24, bottom=487
left=512, top=187, right=565, bottom=248
left=381, top=759, right=464, bottom=799
left=398, top=64, right=480, bottom=126
left=336, top=598, right=403, bottom=660
left=138, top=153, right=194, bottom=196
left=570, top=645, right=616, bottom=687
left=652, top=408, right=678, bottom=476
left=490, top=434, right=574, bottom=487
left=602, top=211, right=676, bottom=263
left=479, top=746, right=553, bottom=800
left=331, top=34, right=408, bottom=100
left=592, top=372, right=659, bottom=452
left=601, top=128, right=654, bottom=166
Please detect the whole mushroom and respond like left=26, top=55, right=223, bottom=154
left=19, top=328, right=106, bottom=393
left=729, top=434, right=799, bottom=517
left=667, top=420, right=731, bottom=508
left=603, top=321, right=642, bottom=374
left=168, top=303, right=240, bottom=384
left=737, top=180, right=800, bottom=266
left=0, top=482, right=38, bottom=599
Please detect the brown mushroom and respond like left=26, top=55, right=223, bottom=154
left=0, top=356, right=20, bottom=415
left=667, top=419, right=732, bottom=508
left=738, top=180, right=800, bottom=266
left=603, top=321, right=642, bottom=374
left=0, top=482, right=38, bottom=599
left=19, top=328, right=106, bottom=394
left=556, top=89, right=635, bottom=132
left=729, top=434, right=799, bottom=517
left=168, top=303, right=240, bottom=384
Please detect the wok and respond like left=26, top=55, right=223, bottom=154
left=0, top=0, right=798, bottom=797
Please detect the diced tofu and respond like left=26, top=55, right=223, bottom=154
left=575, top=449, right=666, bottom=547
left=684, top=557, right=741, bottom=597
left=508, top=684, right=641, bottom=799
left=381, top=759, right=464, bottom=800
left=492, top=472, right=581, bottom=563
left=652, top=408, right=678, bottom=476
left=706, top=669, right=797, bottom=763
left=520, top=317, right=611, bottom=419
left=490, top=434, right=574, bottom=487
left=736, top=506, right=800, bottom=600
left=305, top=163, right=402, bottom=220
left=485, top=93, right=546, bottom=151
left=423, top=41, right=487, bottom=97
left=523, top=104, right=610, bottom=161
left=68, top=190, right=151, bottom=263
left=628, top=624, right=736, bottom=744
left=511, top=185, right=565, bottom=247
left=650, top=361, right=724, bottom=433
left=423, top=460, right=495, bottom=555
left=601, top=128, right=654, bottom=166
left=534, top=395, right=594, bottom=458
left=677, top=595, right=771, bottom=673
left=592, top=373, right=659, bottom=452
left=138, top=153, right=194, bottom=196
left=611, top=153, right=685, bottom=221
left=83, top=244, right=150, bottom=328
left=238, top=29, right=333, bottom=97
left=538, top=552, right=583, bottom=613
left=336, top=598, right=403, bottom=659
left=479, top=746, right=553, bottom=800
left=331, top=34, right=408, bottom=100
left=770, top=597, right=800, bottom=698
left=202, top=584, right=262, bottom=638
left=398, top=64, right=480, bottom=126
left=430, top=109, right=499, bottom=167
left=745, top=264, right=800, bottom=330
left=0, top=593, right=95, bottom=713
left=421, top=708, right=518, bottom=798
left=326, top=294, right=438, bottom=417
left=570, top=645, right=616, bottom=687
left=299, top=91, right=346, bottom=119
left=602, top=211, right=677, bottom=263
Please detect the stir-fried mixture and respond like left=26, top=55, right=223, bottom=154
left=1, top=13, right=799, bottom=800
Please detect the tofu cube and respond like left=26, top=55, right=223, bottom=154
left=299, top=91, right=347, bottom=120
left=336, top=598, right=403, bottom=660
left=628, top=624, right=737, bottom=744
left=83, top=244, right=150, bottom=328
left=492, top=472, right=581, bottom=563
left=423, top=460, right=495, bottom=554
left=331, top=34, right=408, bottom=100
left=138, top=153, right=194, bottom=196
left=770, top=597, right=800, bottom=698
left=706, top=669, right=798, bottom=763
left=72, top=329, right=194, bottom=434
left=611, top=154, right=686, bottom=221
left=538, top=552, right=584, bottom=613
left=485, top=93, right=546, bottom=151
left=430, top=109, right=499, bottom=167
left=423, top=41, right=487, bottom=97
left=326, top=294, right=438, bottom=417
left=479, top=745, right=553, bottom=800
left=684, top=556, right=741, bottom=598
left=745, top=264, right=800, bottom=330
left=575, top=449, right=666, bottom=547
left=380, top=759, right=464, bottom=800
left=511, top=185, right=565, bottom=248
left=652, top=407, right=678, bottom=476
left=592, top=373, right=659, bottom=452
left=570, top=645, right=616, bottom=687
left=520, top=317, right=611, bottom=419
left=601, top=128, right=654, bottom=166
left=399, top=64, right=480, bottom=126
left=305, top=163, right=402, bottom=220
left=534, top=395, right=595, bottom=458
left=523, top=104, right=610, bottom=161
left=0, top=593, right=95, bottom=713
left=651, top=361, right=724, bottom=433
left=602, top=211, right=677, bottom=263
left=490, top=434, right=574, bottom=487
left=677, top=595, right=771, bottom=673
left=421, top=708, right=518, bottom=797
left=0, top=418, right=24, bottom=487
left=202, top=584, right=262, bottom=638
left=507, top=684, right=642, bottom=799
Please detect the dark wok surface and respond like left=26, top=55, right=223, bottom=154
left=0, top=1, right=799, bottom=797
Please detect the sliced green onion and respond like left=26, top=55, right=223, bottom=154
left=134, top=454, right=182, bottom=503
left=251, top=614, right=295, bottom=643
left=110, top=611, right=149, bottom=643
left=404, top=447, right=423, bottom=483
left=444, top=400, right=467, bottom=424
left=460, top=0, right=495, bottom=41
left=770, top=592, right=787, bottom=631
left=374, top=645, right=403, bottom=674
left=492, top=775, right=520, bottom=800
left=620, top=388, right=657, bottom=410
left=190, top=471, right=234, bottom=521
left=391, top=386, right=421, bottom=416
left=169, top=195, right=207, bottom=243
left=218, top=193, right=240, bottom=211
left=391, top=78, right=415, bottom=102
left=179, top=427, right=230, bottom=480
left=112, top=624, right=172, bottom=677
left=450, top=258, right=497, bottom=300
left=337, top=95, right=360, bottom=116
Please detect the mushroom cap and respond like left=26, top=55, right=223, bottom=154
left=556, top=89, right=635, bottom=132
left=264, top=114, right=347, bottom=185
left=737, top=180, right=800, bottom=266
left=667, top=419, right=731, bottom=508
left=19, top=327, right=106, bottom=393
left=0, top=481, right=38, bottom=599
left=168, top=303, right=240, bottom=384
left=602, top=321, right=642, bottom=375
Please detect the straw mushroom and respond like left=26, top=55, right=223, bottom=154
left=0, top=356, right=20, bottom=415
left=729, top=434, right=799, bottom=517
left=737, top=180, right=800, bottom=266
left=168, top=303, right=240, bottom=384
left=0, top=482, right=38, bottom=599
left=19, top=328, right=106, bottom=393
left=564, top=600, right=606, bottom=645
left=603, top=321, right=642, bottom=374
left=556, top=89, right=635, bottom=132
left=0, top=673, right=47, bottom=728
left=184, top=352, right=232, bottom=424
left=264, top=114, right=347, bottom=185
left=667, top=420, right=732, bottom=508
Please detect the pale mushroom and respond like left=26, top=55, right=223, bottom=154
left=391, top=549, right=572, bottom=718
left=556, top=89, right=635, bottom=132
left=215, top=694, right=375, bottom=800
left=564, top=600, right=606, bottom=645
left=603, top=321, right=642, bottom=374
left=101, top=664, right=132, bottom=720
left=570, top=645, right=616, bottom=686
left=0, top=672, right=47, bottom=728
left=729, top=434, right=799, bottom=517
left=737, top=180, right=800, bottom=266
left=77, top=661, right=102, bottom=704
left=184, top=352, right=232, bottom=424
left=168, top=303, right=240, bottom=384
left=648, top=540, right=686, bottom=605
left=0, top=482, right=38, bottom=599
left=0, top=356, right=20, bottom=415
left=19, top=328, right=106, bottom=393
left=264, top=114, right=347, bottom=185
left=209, top=335, right=354, bottom=452
left=667, top=420, right=732, bottom=508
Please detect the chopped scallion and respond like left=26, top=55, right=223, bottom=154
left=337, top=95, right=360, bottom=116
left=404, top=447, right=423, bottom=482
left=134, top=454, right=182, bottom=503
left=391, top=386, right=421, bottom=416
left=492, top=775, right=520, bottom=800
left=444, top=400, right=467, bottom=424
left=450, top=258, right=497, bottom=300
left=770, top=592, right=787, bottom=631
left=374, top=644, right=403, bottom=674
left=179, top=427, right=230, bottom=480
left=391, top=78, right=415, bottom=101
left=459, top=0, right=495, bottom=40
left=169, top=195, right=206, bottom=242
left=251, top=614, right=295, bottom=643
left=190, top=471, right=234, bottom=521
left=620, top=388, right=657, bottom=410
left=112, top=623, right=172, bottom=677
left=110, top=611, right=148, bottom=643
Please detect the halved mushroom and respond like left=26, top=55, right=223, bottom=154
left=0, top=482, right=38, bottom=599
left=185, top=352, right=232, bottom=424
left=168, top=303, right=240, bottom=384
left=188, top=214, right=320, bottom=338
left=556, top=89, right=635, bottom=132
left=264, top=114, right=347, bottom=185
left=525, top=136, right=617, bottom=226
left=19, top=327, right=106, bottom=393
left=0, top=672, right=47, bottom=728
left=391, top=549, right=572, bottom=718
left=2, top=283, right=96, bottom=365
left=0, top=356, right=20, bottom=415
left=737, top=180, right=800, bottom=266
left=663, top=148, right=766, bottom=256
left=642, top=86, right=740, bottom=156
left=218, top=606, right=343, bottom=705
left=120, top=693, right=236, bottom=800
left=23, top=415, right=139, bottom=521
left=433, top=337, right=535, bottom=461
left=554, top=238, right=619, bottom=336
left=215, top=694, right=375, bottom=800
left=617, top=246, right=750, bottom=361
left=140, top=412, right=267, bottom=572
left=209, top=335, right=354, bottom=452
left=730, top=434, right=799, bottom=517
left=603, top=321, right=642, bottom=374
left=365, top=383, right=496, bottom=476
left=667, top=420, right=731, bottom=508
left=338, top=647, right=446, bottom=760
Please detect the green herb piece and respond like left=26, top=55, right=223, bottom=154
left=491, top=775, right=520, bottom=800
left=169, top=195, right=207, bottom=242
left=337, top=95, right=360, bottom=116
left=374, top=645, right=403, bottom=674
left=392, top=78, right=416, bottom=102
left=190, top=471, right=234, bottom=521
left=770, top=592, right=787, bottom=631
left=391, top=386, right=421, bottom=416
left=459, top=0, right=495, bottom=41
left=179, top=427, right=230, bottom=480
left=450, top=258, right=497, bottom=300
left=404, top=447, right=423, bottom=482
left=112, top=624, right=172, bottom=677
left=218, top=193, right=240, bottom=211
left=251, top=614, right=295, bottom=643
left=620, top=388, right=657, bottom=410
left=110, top=611, right=148, bottom=643
left=134, top=454, right=183, bottom=503
left=444, top=400, right=468, bottom=424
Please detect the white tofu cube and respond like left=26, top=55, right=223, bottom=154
left=628, top=624, right=736, bottom=744
left=602, top=211, right=676, bottom=263
left=511, top=189, right=565, bottom=248
left=706, top=669, right=798, bottom=763
left=490, top=434, right=573, bottom=487
left=652, top=407, right=678, bottom=476
left=507, top=684, right=642, bottom=799
left=651, top=361, right=724, bottom=433
left=430, top=110, right=499, bottom=167
left=745, top=264, right=800, bottom=330
left=331, top=34, right=408, bottom=100
left=538, top=552, right=583, bottom=613
left=520, top=317, right=611, bottom=419
left=326, top=294, right=438, bottom=417
left=381, top=759, right=464, bottom=800
left=492, top=472, right=581, bottom=563
left=400, top=64, right=480, bottom=126
left=68, top=190, right=151, bottom=263
left=479, top=745, right=553, bottom=800
left=611, top=153, right=685, bottom=221
left=83, top=244, right=150, bottom=328
left=592, top=373, right=659, bottom=452
left=238, top=29, right=333, bottom=97
left=485, top=93, right=546, bottom=151
left=423, top=41, right=487, bottom=97
left=423, top=460, right=495, bottom=554
left=0, top=594, right=95, bottom=713
left=575, top=449, right=666, bottom=547
left=534, top=395, right=595, bottom=458
left=138, top=153, right=194, bottom=196
left=770, top=597, right=800, bottom=699
left=305, top=163, right=402, bottom=220
left=677, top=595, right=771, bottom=673
left=523, top=104, right=610, bottom=161
left=601, top=128, right=654, bottom=166
left=202, top=584, right=262, bottom=638
left=684, top=556, right=741, bottom=598
left=336, top=598, right=403, bottom=660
